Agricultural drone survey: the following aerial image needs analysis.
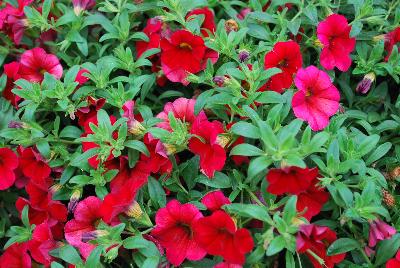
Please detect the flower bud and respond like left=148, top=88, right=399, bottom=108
left=213, top=76, right=226, bottom=87
left=163, top=143, right=177, bottom=155
left=225, top=19, right=239, bottom=33
left=68, top=189, right=81, bottom=213
left=50, top=183, right=62, bottom=194
left=81, top=230, right=109, bottom=243
left=314, top=39, right=324, bottom=48
left=216, top=134, right=231, bottom=148
left=8, top=121, right=25, bottom=129
left=238, top=49, right=250, bottom=63
left=382, top=189, right=396, bottom=207
left=126, top=201, right=143, bottom=219
left=356, top=72, right=376, bottom=94
left=389, top=167, right=400, bottom=180
left=128, top=120, right=145, bottom=136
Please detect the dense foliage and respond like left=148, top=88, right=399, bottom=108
left=1, top=0, right=400, bottom=267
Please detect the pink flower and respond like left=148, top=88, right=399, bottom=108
left=151, top=200, right=206, bottom=266
left=317, top=14, right=356, bottom=71
left=73, top=0, right=96, bottom=14
left=0, top=0, right=33, bottom=44
left=201, top=190, right=231, bottom=211
left=368, top=219, right=397, bottom=247
left=18, top=48, right=63, bottom=83
left=292, top=66, right=340, bottom=131
left=75, top=69, right=90, bottom=85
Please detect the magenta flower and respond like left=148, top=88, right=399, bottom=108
left=368, top=219, right=397, bottom=247
left=292, top=66, right=340, bottom=131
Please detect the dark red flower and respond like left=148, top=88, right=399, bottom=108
left=140, top=134, right=173, bottom=175
left=189, top=118, right=226, bottom=178
left=0, top=242, right=31, bottom=268
left=1, top=61, right=21, bottom=106
left=27, top=221, right=58, bottom=266
left=201, top=190, right=231, bottom=211
left=160, top=29, right=218, bottom=85
left=0, top=147, right=18, bottom=190
left=186, top=7, right=216, bottom=37
left=296, top=224, right=346, bottom=268
left=156, top=97, right=207, bottom=131
left=263, top=41, right=302, bottom=93
left=266, top=166, right=318, bottom=195
left=75, top=96, right=106, bottom=127
left=18, top=47, right=63, bottom=83
left=151, top=200, right=206, bottom=266
left=194, top=210, right=254, bottom=264
left=317, top=14, right=356, bottom=71
left=0, top=0, right=33, bottom=44
left=18, top=147, right=51, bottom=182
left=384, top=27, right=400, bottom=61
left=297, top=180, right=329, bottom=220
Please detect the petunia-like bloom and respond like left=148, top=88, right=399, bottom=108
left=296, top=224, right=346, bottom=268
left=266, top=166, right=318, bottom=195
left=368, top=219, right=397, bottom=247
left=122, top=100, right=146, bottom=135
left=0, top=147, right=19, bottom=190
left=194, top=210, right=254, bottom=264
left=136, top=17, right=170, bottom=58
left=140, top=134, right=173, bottom=175
left=72, top=0, right=96, bottom=15
left=156, top=97, right=207, bottom=131
left=292, top=66, right=340, bottom=131
left=18, top=147, right=51, bottom=183
left=189, top=118, right=226, bottom=178
left=18, top=47, right=63, bottom=83
left=65, top=196, right=111, bottom=259
left=75, top=96, right=106, bottom=127
left=0, top=242, right=31, bottom=268
left=160, top=29, right=218, bottom=85
left=201, top=190, right=231, bottom=211
left=383, top=27, right=400, bottom=61
left=263, top=41, right=303, bottom=93
left=297, top=180, right=329, bottom=221
left=1, top=61, right=21, bottom=106
left=151, top=200, right=206, bottom=266
left=0, top=0, right=33, bottom=44
left=386, top=250, right=400, bottom=268
left=27, top=221, right=58, bottom=266
left=317, top=14, right=356, bottom=71
left=186, top=7, right=216, bottom=37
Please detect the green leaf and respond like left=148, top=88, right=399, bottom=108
left=70, top=148, right=100, bottom=167
left=266, top=235, right=286, bottom=256
left=247, top=156, right=271, bottom=179
left=327, top=238, right=359, bottom=255
left=375, top=234, right=400, bottom=266
left=194, top=90, right=214, bottom=115
left=124, top=140, right=150, bottom=156
left=230, top=122, right=260, bottom=139
left=85, top=246, right=104, bottom=268
left=58, top=245, right=83, bottom=265
left=148, top=177, right=166, bottom=209
left=224, top=203, right=273, bottom=224
left=197, top=172, right=231, bottom=188
left=230, top=143, right=264, bottom=156
left=365, top=142, right=392, bottom=165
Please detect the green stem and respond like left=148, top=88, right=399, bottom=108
left=245, top=188, right=265, bottom=207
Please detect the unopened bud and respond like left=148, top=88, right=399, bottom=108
left=8, top=121, right=24, bottom=129
left=382, top=189, right=396, bottom=207
left=81, top=230, right=108, bottom=243
left=314, top=39, right=324, bottom=48
left=50, top=183, right=62, bottom=194
left=216, top=134, right=231, bottom=148
left=213, top=76, right=226, bottom=87
left=389, top=167, right=400, bottom=180
left=128, top=120, right=145, bottom=135
left=68, top=189, right=81, bottom=213
left=356, top=72, right=376, bottom=94
left=238, top=49, right=250, bottom=63
left=126, top=201, right=143, bottom=219
left=163, top=143, right=177, bottom=155
left=225, top=19, right=239, bottom=33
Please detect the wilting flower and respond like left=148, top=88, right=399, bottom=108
left=151, top=200, right=206, bottom=266
left=0, top=0, right=33, bottom=44
left=27, top=221, right=58, bottom=266
left=194, top=210, right=254, bottom=264
left=386, top=250, right=400, bottom=268
left=122, top=100, right=146, bottom=135
left=18, top=147, right=51, bottom=182
left=189, top=118, right=226, bottom=178
left=263, top=41, right=303, bottom=93
left=383, top=27, right=400, bottom=61
left=76, top=97, right=106, bottom=127
left=317, top=14, right=356, bottom=71
left=160, top=30, right=218, bottom=85
left=201, top=190, right=231, bottom=211
left=368, top=219, right=397, bottom=247
left=266, top=166, right=318, bottom=195
left=1, top=61, right=21, bottom=106
left=225, top=19, right=239, bottom=33
left=292, top=66, right=340, bottom=131
left=0, top=242, right=31, bottom=268
left=72, top=0, right=96, bottom=15
left=156, top=97, right=207, bottom=131
left=17, top=48, right=63, bottom=83
left=75, top=68, right=90, bottom=85
left=296, top=224, right=346, bottom=268
left=186, top=7, right=216, bottom=37
left=0, top=147, right=19, bottom=190
left=356, top=72, right=376, bottom=94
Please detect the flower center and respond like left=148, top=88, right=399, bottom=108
left=39, top=68, right=47, bottom=75
left=179, top=42, right=192, bottom=50
left=278, top=59, right=289, bottom=68
left=305, top=88, right=312, bottom=97
left=177, top=222, right=193, bottom=238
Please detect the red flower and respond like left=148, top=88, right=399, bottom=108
left=215, top=262, right=243, bottom=268
left=140, top=134, right=173, bottom=175
left=0, top=0, right=33, bottom=44
left=19, top=147, right=51, bottom=182
left=386, top=250, right=400, bottom=268
left=18, top=47, right=63, bottom=83
left=65, top=196, right=113, bottom=259
left=75, top=68, right=90, bottom=85
left=160, top=29, right=218, bottom=85
left=0, top=242, right=31, bottom=268
left=384, top=27, right=400, bottom=61
left=136, top=17, right=170, bottom=58
left=186, top=7, right=216, bottom=37
left=297, top=180, right=329, bottom=220
left=151, top=200, right=206, bottom=266
left=368, top=219, right=396, bottom=247
left=27, top=221, right=58, bottom=266
left=317, top=14, right=356, bottom=71
left=193, top=210, right=254, bottom=264
left=263, top=41, right=303, bottom=93
left=296, top=224, right=346, bottom=268
left=75, top=96, right=106, bottom=127
left=266, top=166, right=318, bottom=195
left=201, top=190, right=231, bottom=211
left=156, top=97, right=207, bottom=131
left=189, top=118, right=226, bottom=178
left=1, top=61, right=21, bottom=106
left=0, top=147, right=19, bottom=190
left=72, top=0, right=96, bottom=14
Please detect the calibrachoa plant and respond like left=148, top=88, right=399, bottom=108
left=0, top=0, right=400, bottom=268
